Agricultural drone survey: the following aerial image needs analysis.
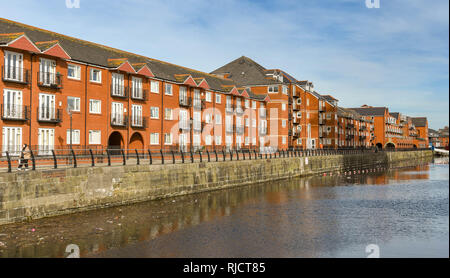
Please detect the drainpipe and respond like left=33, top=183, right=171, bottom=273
left=84, top=64, right=87, bottom=148
left=29, top=53, right=34, bottom=147
left=160, top=81, right=163, bottom=151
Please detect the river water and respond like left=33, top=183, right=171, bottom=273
left=0, top=157, right=448, bottom=258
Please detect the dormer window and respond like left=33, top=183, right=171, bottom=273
left=268, top=85, right=279, bottom=93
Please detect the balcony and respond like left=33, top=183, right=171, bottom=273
left=193, top=99, right=205, bottom=110
left=193, top=121, right=203, bottom=132
left=130, top=116, right=148, bottom=129
left=225, top=105, right=234, bottom=114
left=319, top=119, right=326, bottom=125
left=292, top=129, right=300, bottom=138
left=236, top=106, right=244, bottom=115
left=225, top=125, right=234, bottom=135
left=293, top=105, right=300, bottom=111
left=235, top=125, right=244, bottom=135
left=179, top=121, right=190, bottom=132
left=179, top=97, right=192, bottom=107
left=37, top=108, right=62, bottom=123
left=38, top=72, right=63, bottom=89
left=346, top=123, right=355, bottom=129
left=319, top=106, right=326, bottom=112
left=293, top=117, right=300, bottom=124
left=1, top=105, right=30, bottom=121
left=259, top=127, right=267, bottom=136
left=359, top=126, right=367, bottom=131
left=346, top=135, right=354, bottom=140
left=2, top=66, right=30, bottom=84
left=110, top=113, right=128, bottom=127
left=259, top=108, right=266, bottom=118
left=130, top=89, right=148, bottom=101
left=111, top=84, right=128, bottom=98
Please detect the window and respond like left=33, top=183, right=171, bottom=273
left=165, top=108, right=173, bottom=120
left=131, top=105, right=143, bottom=126
left=327, top=113, right=331, bottom=120
left=89, top=99, right=101, bottom=114
left=2, top=127, right=22, bottom=156
left=205, top=91, right=212, bottom=102
left=111, top=102, right=124, bottom=125
left=67, top=64, right=81, bottom=80
left=132, top=77, right=143, bottom=99
left=150, top=133, right=159, bottom=145
left=307, top=113, right=310, bottom=119
left=193, top=112, right=201, bottom=131
left=39, top=94, right=56, bottom=121
left=38, top=128, right=55, bottom=155
left=252, top=119, right=256, bottom=128
left=215, top=94, right=221, bottom=104
left=3, top=89, right=23, bottom=119
left=4, top=51, right=24, bottom=82
left=39, top=58, right=56, bottom=85
left=111, top=73, right=124, bottom=96
left=89, top=130, right=101, bottom=145
left=245, top=99, right=250, bottom=108
left=282, top=86, right=288, bottom=95
left=268, top=85, right=279, bottom=93
left=245, top=137, right=250, bottom=146
left=151, top=80, right=159, bottom=93
left=226, top=135, right=233, bottom=147
left=66, top=129, right=80, bottom=145
left=252, top=101, right=257, bottom=109
left=165, top=83, right=173, bottom=95
left=245, top=118, right=249, bottom=127
left=205, top=114, right=212, bottom=124
left=282, top=103, right=286, bottom=111
left=90, top=68, right=102, bottom=83
left=282, top=120, right=286, bottom=128
left=215, top=114, right=221, bottom=125
left=307, top=98, right=310, bottom=106
left=193, top=134, right=201, bottom=146
left=282, top=136, right=286, bottom=144
left=252, top=137, right=256, bottom=145
left=150, top=107, right=159, bottom=119
left=215, top=136, right=222, bottom=145
left=164, top=133, right=172, bottom=145
left=67, top=96, right=80, bottom=112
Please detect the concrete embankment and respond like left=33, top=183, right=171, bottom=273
left=0, top=150, right=432, bottom=225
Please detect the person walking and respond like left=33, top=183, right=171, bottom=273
left=18, top=144, right=31, bottom=171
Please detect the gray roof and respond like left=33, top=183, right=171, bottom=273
left=211, top=56, right=283, bottom=86
left=411, top=117, right=428, bottom=127
left=390, top=112, right=400, bottom=119
left=0, top=17, right=248, bottom=94
left=348, top=107, right=387, bottom=117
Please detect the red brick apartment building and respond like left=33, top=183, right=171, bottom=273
left=0, top=18, right=270, bottom=156
left=0, top=18, right=431, bottom=156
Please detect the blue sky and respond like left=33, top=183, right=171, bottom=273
left=1, top=0, right=448, bottom=129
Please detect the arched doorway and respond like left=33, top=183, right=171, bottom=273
left=376, top=143, right=383, bottom=150
left=386, top=142, right=395, bottom=149
left=108, top=131, right=124, bottom=150
left=129, top=132, right=144, bottom=150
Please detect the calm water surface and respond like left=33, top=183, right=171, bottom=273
left=0, top=157, right=448, bottom=258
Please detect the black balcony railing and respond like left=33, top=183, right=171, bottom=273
left=37, top=108, right=62, bottom=123
left=293, top=105, right=300, bottom=111
left=130, top=89, right=148, bottom=101
left=193, top=121, right=203, bottom=132
left=225, top=105, right=234, bottom=114
left=193, top=99, right=205, bottom=110
left=179, top=121, right=190, bottom=131
left=319, top=119, right=326, bottom=125
left=130, top=116, right=148, bottom=128
left=111, top=114, right=128, bottom=127
left=1, top=105, right=30, bottom=121
left=179, top=97, right=192, bottom=107
left=38, top=72, right=63, bottom=89
left=111, top=84, right=128, bottom=98
left=319, top=107, right=326, bottom=112
left=346, top=124, right=355, bottom=129
left=2, top=66, right=30, bottom=84
left=235, top=126, right=244, bottom=135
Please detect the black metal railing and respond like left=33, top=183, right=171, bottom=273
left=179, top=97, right=192, bottom=107
left=2, top=66, right=30, bottom=84
left=111, top=84, right=128, bottom=98
left=130, top=89, right=148, bottom=101
left=38, top=71, right=63, bottom=89
left=130, top=116, right=148, bottom=129
left=0, top=146, right=430, bottom=173
left=1, top=105, right=30, bottom=121
left=111, top=114, right=128, bottom=127
left=37, top=108, right=62, bottom=123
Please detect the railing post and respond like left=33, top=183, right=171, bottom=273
left=199, top=150, right=203, bottom=163
left=171, top=150, right=175, bottom=164
left=190, top=151, right=194, bottom=163
left=71, top=149, right=77, bottom=168
left=5, top=151, right=11, bottom=173
left=230, top=150, right=233, bottom=161
left=181, top=151, right=185, bottom=163
left=51, top=150, right=57, bottom=169
left=121, top=149, right=126, bottom=165
left=242, top=150, right=245, bottom=160
left=207, top=150, right=210, bottom=162
left=107, top=150, right=111, bottom=166
left=135, top=149, right=140, bottom=165
left=254, top=150, right=257, bottom=160
left=148, top=149, right=153, bottom=165
left=222, top=150, right=226, bottom=161
left=89, top=149, right=95, bottom=167
left=30, top=149, right=36, bottom=171
left=160, top=149, right=164, bottom=164
left=214, top=149, right=218, bottom=162
left=236, top=150, right=239, bottom=160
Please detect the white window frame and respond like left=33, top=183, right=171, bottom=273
left=150, top=80, right=159, bottom=93
left=88, top=130, right=101, bottom=145
left=215, top=94, right=221, bottom=104
left=90, top=68, right=102, bottom=83
left=89, top=99, right=101, bottom=114
left=67, top=96, right=80, bottom=112
left=66, top=129, right=80, bottom=145
left=150, top=133, right=159, bottom=145
left=2, top=126, right=22, bottom=156
left=165, top=83, right=173, bottom=96
left=67, top=64, right=81, bottom=80
left=164, top=133, right=173, bottom=145
left=150, top=107, right=159, bottom=119
left=205, top=91, right=212, bottom=102
left=165, top=108, right=173, bottom=120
